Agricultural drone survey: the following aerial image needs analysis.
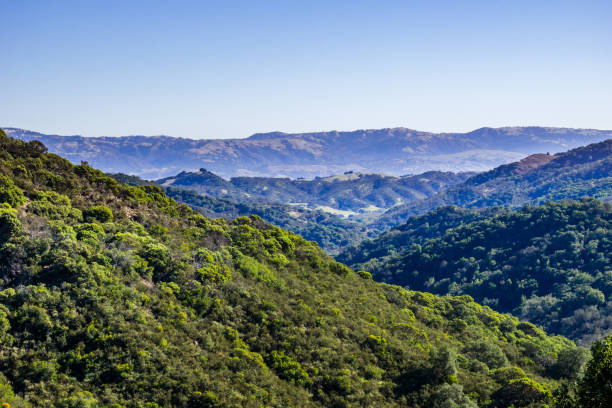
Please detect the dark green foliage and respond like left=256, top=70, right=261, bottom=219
left=553, top=335, right=612, bottom=407
left=338, top=206, right=503, bottom=267
left=0, top=133, right=583, bottom=406
left=344, top=199, right=612, bottom=344
left=0, top=208, right=22, bottom=243
left=577, top=335, right=612, bottom=407
left=430, top=384, right=478, bottom=408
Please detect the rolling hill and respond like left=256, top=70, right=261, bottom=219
left=375, top=139, right=612, bottom=229
left=4, top=126, right=611, bottom=179
left=158, top=169, right=474, bottom=219
left=0, top=128, right=586, bottom=407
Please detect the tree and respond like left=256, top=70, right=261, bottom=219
left=578, top=335, right=612, bottom=407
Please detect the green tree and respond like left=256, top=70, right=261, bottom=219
left=578, top=335, right=612, bottom=407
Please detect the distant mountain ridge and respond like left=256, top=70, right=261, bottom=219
left=4, top=126, right=611, bottom=179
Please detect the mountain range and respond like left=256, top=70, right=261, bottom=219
left=4, top=126, right=612, bottom=179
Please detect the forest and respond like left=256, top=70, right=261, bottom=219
left=1, top=130, right=610, bottom=406
left=341, top=200, right=612, bottom=345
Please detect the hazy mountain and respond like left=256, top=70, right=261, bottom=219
left=4, top=126, right=611, bottom=179
left=374, top=139, right=612, bottom=229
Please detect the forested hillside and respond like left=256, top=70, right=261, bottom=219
left=164, top=187, right=367, bottom=255
left=109, top=174, right=368, bottom=255
left=343, top=199, right=612, bottom=344
left=0, top=130, right=589, bottom=407
left=375, top=139, right=612, bottom=229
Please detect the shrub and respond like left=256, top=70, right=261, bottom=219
left=0, top=208, right=21, bottom=242
left=0, top=175, right=25, bottom=208
left=266, top=351, right=311, bottom=386
left=83, top=205, right=113, bottom=223
left=491, top=377, right=551, bottom=407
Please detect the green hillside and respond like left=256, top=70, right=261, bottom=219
left=375, top=139, right=612, bottom=229
left=158, top=168, right=473, bottom=221
left=108, top=174, right=368, bottom=255
left=163, top=186, right=367, bottom=255
left=0, top=131, right=587, bottom=406
left=342, top=199, right=612, bottom=344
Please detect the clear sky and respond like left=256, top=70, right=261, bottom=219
left=1, top=0, right=611, bottom=139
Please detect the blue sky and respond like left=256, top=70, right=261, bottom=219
left=1, top=0, right=611, bottom=139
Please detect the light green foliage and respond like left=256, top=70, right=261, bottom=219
left=491, top=377, right=552, bottom=407
left=266, top=351, right=311, bottom=386
left=0, top=175, right=25, bottom=208
left=235, top=254, right=283, bottom=288
left=194, top=249, right=231, bottom=283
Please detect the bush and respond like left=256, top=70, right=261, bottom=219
left=83, top=205, right=113, bottom=223
left=266, top=351, right=311, bottom=386
left=491, top=377, right=551, bottom=407
left=0, top=175, right=25, bottom=208
left=578, top=335, right=612, bottom=407
left=464, top=340, right=508, bottom=369
left=0, top=208, right=21, bottom=242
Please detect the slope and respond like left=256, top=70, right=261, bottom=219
left=108, top=174, right=368, bottom=255
left=163, top=186, right=367, bottom=255
left=0, top=130, right=584, bottom=407
left=375, top=139, right=612, bottom=229
left=342, top=199, right=612, bottom=344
